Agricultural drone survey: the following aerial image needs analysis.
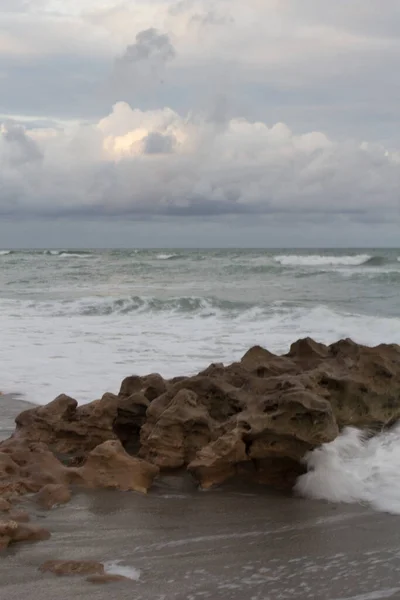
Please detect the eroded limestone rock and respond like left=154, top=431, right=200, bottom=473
left=69, top=440, right=159, bottom=494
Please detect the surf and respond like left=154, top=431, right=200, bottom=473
left=296, top=425, right=400, bottom=515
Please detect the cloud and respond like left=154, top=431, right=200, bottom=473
left=108, top=28, right=176, bottom=104
left=1, top=0, right=400, bottom=236
left=0, top=120, right=43, bottom=164
left=0, top=101, right=399, bottom=223
left=142, top=131, right=175, bottom=154
left=116, top=28, right=175, bottom=65
left=1, top=0, right=400, bottom=144
left=168, top=0, right=234, bottom=28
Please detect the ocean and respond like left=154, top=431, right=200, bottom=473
left=1, top=247, right=399, bottom=405
left=2, top=247, right=400, bottom=599
left=2, top=247, right=400, bottom=516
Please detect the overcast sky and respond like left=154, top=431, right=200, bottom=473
left=0, top=0, right=399, bottom=247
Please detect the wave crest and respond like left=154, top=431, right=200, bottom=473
left=274, top=254, right=373, bottom=267
left=155, top=253, right=180, bottom=260
left=42, top=295, right=255, bottom=317
left=43, top=250, right=92, bottom=258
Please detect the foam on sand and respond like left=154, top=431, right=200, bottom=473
left=103, top=560, right=140, bottom=580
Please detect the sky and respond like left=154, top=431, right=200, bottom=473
left=0, top=0, right=399, bottom=247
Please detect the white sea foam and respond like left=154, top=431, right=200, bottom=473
left=103, top=560, right=140, bottom=580
left=58, top=252, right=91, bottom=258
left=0, top=250, right=11, bottom=256
left=296, top=426, right=400, bottom=514
left=155, top=253, right=179, bottom=260
left=1, top=301, right=400, bottom=406
left=275, top=254, right=371, bottom=267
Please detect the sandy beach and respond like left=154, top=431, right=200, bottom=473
left=1, top=394, right=400, bottom=600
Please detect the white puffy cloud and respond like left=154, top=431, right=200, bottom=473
left=1, top=0, right=400, bottom=233
left=0, top=101, right=399, bottom=222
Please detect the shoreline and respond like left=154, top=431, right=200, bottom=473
left=2, top=468, right=400, bottom=599
left=2, top=338, right=400, bottom=598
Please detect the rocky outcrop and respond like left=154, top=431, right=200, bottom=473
left=0, top=439, right=158, bottom=552
left=12, top=374, right=168, bottom=456
left=0, top=440, right=68, bottom=503
left=140, top=339, right=400, bottom=488
left=0, top=337, right=399, bottom=556
left=0, top=437, right=158, bottom=502
left=4, top=338, right=400, bottom=495
left=13, top=394, right=118, bottom=455
left=70, top=440, right=159, bottom=494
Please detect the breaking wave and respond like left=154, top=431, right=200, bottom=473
left=296, top=426, right=400, bottom=515
left=275, top=254, right=373, bottom=267
left=28, top=295, right=256, bottom=317
left=42, top=250, right=93, bottom=258
left=58, top=252, right=92, bottom=258
left=0, top=250, right=12, bottom=256
left=155, top=253, right=181, bottom=260
left=1, top=300, right=400, bottom=405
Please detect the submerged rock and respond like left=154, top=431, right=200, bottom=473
left=40, top=560, right=104, bottom=576
left=8, top=510, right=30, bottom=523
left=35, top=483, right=72, bottom=510
left=39, top=560, right=131, bottom=584
left=87, top=574, right=130, bottom=584
left=0, top=498, right=11, bottom=512
left=0, top=520, right=50, bottom=550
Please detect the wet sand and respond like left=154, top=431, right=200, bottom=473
left=1, top=395, right=400, bottom=600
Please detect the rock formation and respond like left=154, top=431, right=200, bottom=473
left=1, top=337, right=400, bottom=552
left=0, top=520, right=50, bottom=550
left=139, top=338, right=400, bottom=487
left=35, top=483, right=72, bottom=510
left=40, top=560, right=130, bottom=584
left=69, top=440, right=159, bottom=494
left=12, top=373, right=167, bottom=456
left=40, top=560, right=105, bottom=576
